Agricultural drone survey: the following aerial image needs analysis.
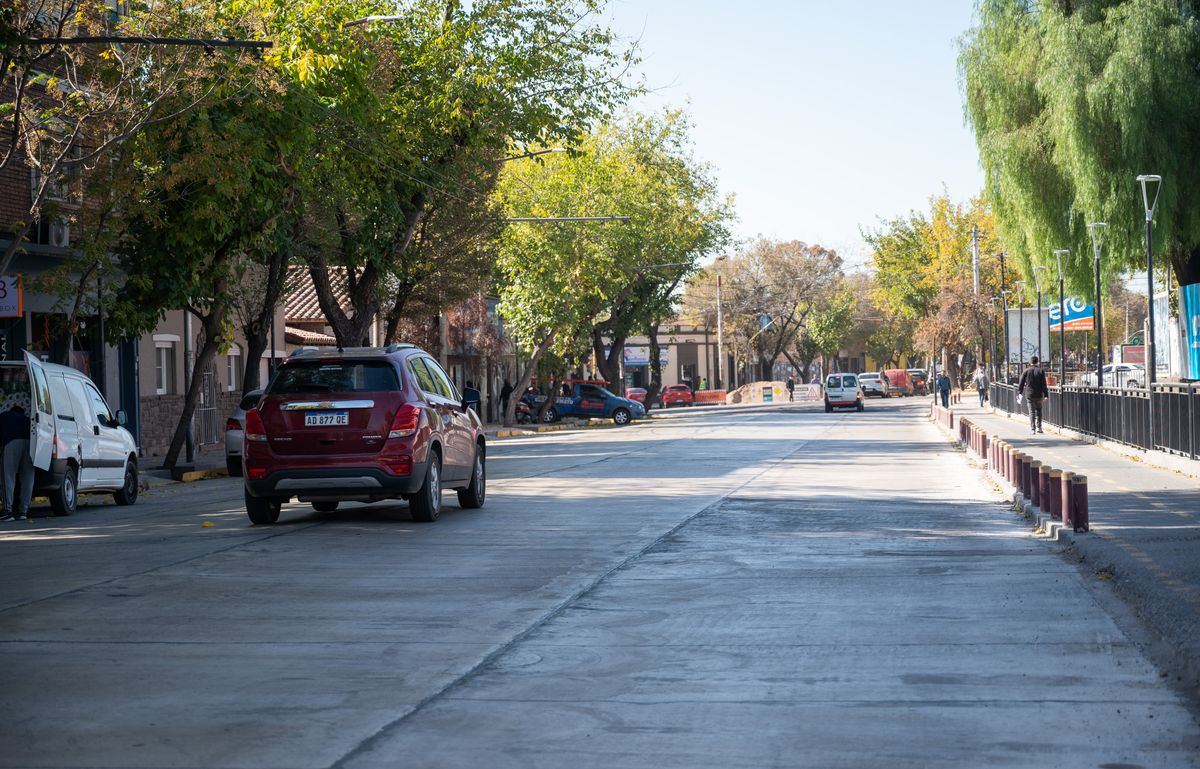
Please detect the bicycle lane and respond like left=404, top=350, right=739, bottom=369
left=951, top=400, right=1200, bottom=702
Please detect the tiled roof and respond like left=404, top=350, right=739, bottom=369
left=284, top=325, right=338, bottom=346
left=285, top=267, right=350, bottom=323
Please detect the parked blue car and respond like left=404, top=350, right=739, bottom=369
left=523, top=381, right=645, bottom=425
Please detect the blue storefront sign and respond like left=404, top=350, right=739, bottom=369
left=1183, top=283, right=1200, bottom=380
left=1047, top=298, right=1095, bottom=331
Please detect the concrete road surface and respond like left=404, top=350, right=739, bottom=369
left=1, top=400, right=1197, bottom=768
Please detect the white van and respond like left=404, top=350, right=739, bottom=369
left=0, top=352, right=139, bottom=515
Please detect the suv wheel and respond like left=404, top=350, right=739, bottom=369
left=50, top=463, right=78, bottom=516
left=612, top=407, right=631, bottom=425
left=114, top=461, right=138, bottom=506
left=457, top=448, right=486, bottom=509
left=245, top=489, right=281, bottom=525
left=226, top=455, right=243, bottom=477
left=410, top=454, right=442, bottom=522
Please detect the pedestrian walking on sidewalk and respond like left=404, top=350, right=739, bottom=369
left=0, top=405, right=34, bottom=521
left=973, top=366, right=989, bottom=408
left=936, top=371, right=952, bottom=408
left=786, top=376, right=796, bottom=402
left=1018, top=356, right=1050, bottom=434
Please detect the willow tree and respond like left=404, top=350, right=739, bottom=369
left=960, top=0, right=1200, bottom=290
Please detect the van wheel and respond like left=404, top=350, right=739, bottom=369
left=113, top=461, right=138, bottom=506
left=311, top=501, right=338, bottom=513
left=457, top=448, right=486, bottom=509
left=245, top=489, right=281, bottom=525
left=410, top=454, right=442, bottom=522
left=824, top=400, right=833, bottom=413
left=856, top=402, right=865, bottom=412
left=50, top=463, right=78, bottom=516
left=226, top=455, right=243, bottom=477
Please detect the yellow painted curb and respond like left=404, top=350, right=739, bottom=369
left=179, top=468, right=229, bottom=483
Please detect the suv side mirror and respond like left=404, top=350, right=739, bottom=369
left=116, top=409, right=127, bottom=426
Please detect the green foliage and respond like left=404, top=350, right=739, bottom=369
left=960, top=0, right=1200, bottom=289
left=497, top=110, right=730, bottom=360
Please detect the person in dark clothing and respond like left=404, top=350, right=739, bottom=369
left=1018, top=355, right=1050, bottom=434
left=786, top=376, right=796, bottom=402
left=936, top=371, right=952, bottom=408
left=0, top=405, right=34, bottom=521
left=499, top=380, right=514, bottom=415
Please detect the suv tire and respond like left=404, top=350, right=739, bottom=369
left=457, top=448, right=486, bottom=509
left=245, top=489, right=282, bottom=525
left=226, top=455, right=243, bottom=477
left=114, top=461, right=138, bottom=506
left=410, top=454, right=442, bottom=522
left=50, top=463, right=78, bottom=516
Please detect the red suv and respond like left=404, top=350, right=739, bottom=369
left=242, top=345, right=486, bottom=525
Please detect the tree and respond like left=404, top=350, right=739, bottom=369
left=264, top=0, right=638, bottom=348
left=495, top=124, right=662, bottom=426
left=960, top=0, right=1200, bottom=289
left=865, top=194, right=1003, bottom=382
left=683, top=239, right=842, bottom=384
left=587, top=110, right=732, bottom=396
left=805, top=289, right=857, bottom=373
left=1, top=1, right=247, bottom=273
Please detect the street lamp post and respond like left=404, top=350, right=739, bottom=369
left=1087, top=222, right=1108, bottom=389
left=988, top=297, right=1000, bottom=383
left=1137, top=174, right=1162, bottom=448
left=1053, top=250, right=1070, bottom=386
left=1000, top=289, right=1012, bottom=382
left=1033, top=265, right=1048, bottom=363
left=1014, top=280, right=1025, bottom=372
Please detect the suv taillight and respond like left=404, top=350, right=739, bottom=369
left=225, top=417, right=241, bottom=432
left=388, top=404, right=422, bottom=439
left=244, top=408, right=267, bottom=442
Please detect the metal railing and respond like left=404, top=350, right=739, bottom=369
left=990, top=381, right=1199, bottom=460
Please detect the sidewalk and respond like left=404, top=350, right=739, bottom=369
left=942, top=397, right=1200, bottom=703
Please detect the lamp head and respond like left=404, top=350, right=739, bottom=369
left=1053, top=249, right=1069, bottom=274
left=1087, top=222, right=1108, bottom=256
left=1136, top=174, right=1162, bottom=222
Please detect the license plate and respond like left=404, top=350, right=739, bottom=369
left=305, top=412, right=348, bottom=427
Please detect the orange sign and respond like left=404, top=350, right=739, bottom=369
left=694, top=390, right=727, bottom=404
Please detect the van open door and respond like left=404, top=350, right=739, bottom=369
left=23, top=351, right=55, bottom=471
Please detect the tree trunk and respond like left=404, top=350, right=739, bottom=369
left=504, top=330, right=557, bottom=427
left=591, top=327, right=625, bottom=393
left=1168, top=244, right=1200, bottom=288
left=535, top=378, right=560, bottom=423
left=645, top=323, right=663, bottom=407
left=163, top=309, right=224, bottom=470
left=240, top=241, right=290, bottom=394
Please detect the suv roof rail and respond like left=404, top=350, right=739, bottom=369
left=384, top=343, right=417, bottom=353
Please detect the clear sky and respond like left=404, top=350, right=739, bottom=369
left=603, top=0, right=986, bottom=268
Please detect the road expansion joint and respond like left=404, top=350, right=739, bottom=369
left=328, top=419, right=841, bottom=769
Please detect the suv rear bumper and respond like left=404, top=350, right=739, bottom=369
left=245, top=460, right=429, bottom=501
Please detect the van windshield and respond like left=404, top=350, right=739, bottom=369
left=270, top=362, right=400, bottom=395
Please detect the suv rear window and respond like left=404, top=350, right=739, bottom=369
left=270, top=361, right=400, bottom=394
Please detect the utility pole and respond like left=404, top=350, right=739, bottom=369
left=716, top=274, right=725, bottom=390
left=1137, top=174, right=1162, bottom=449
left=971, top=226, right=980, bottom=296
